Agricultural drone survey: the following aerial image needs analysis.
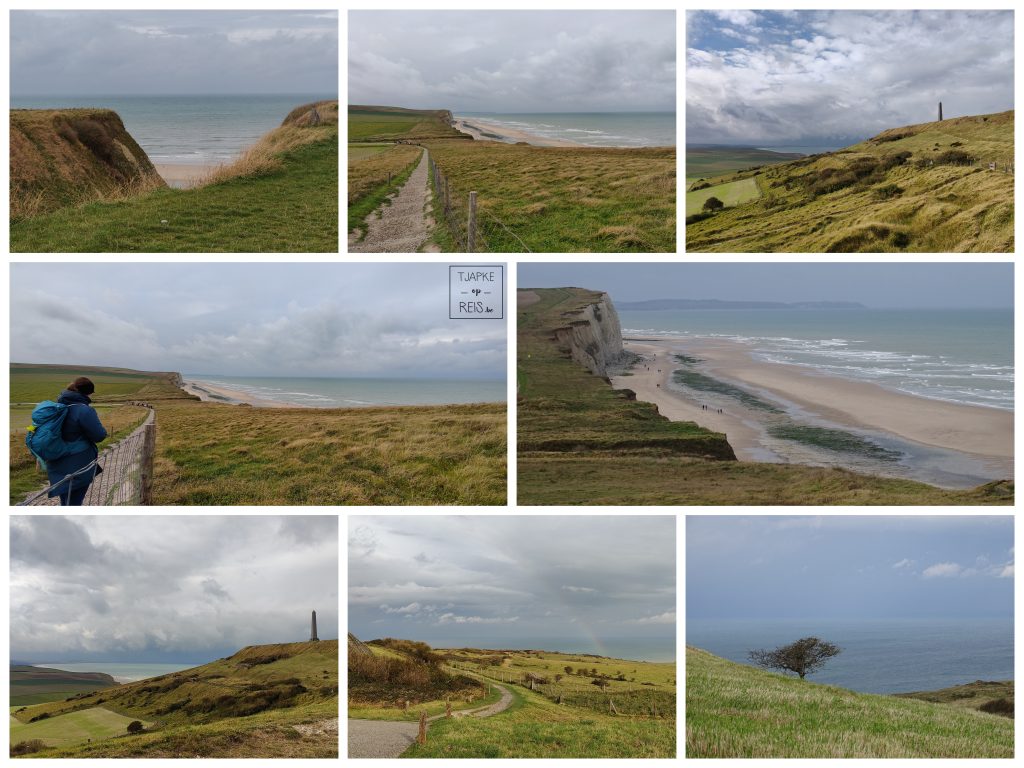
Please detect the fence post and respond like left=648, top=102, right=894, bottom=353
left=139, top=421, right=156, bottom=505
left=417, top=711, right=427, bottom=745
left=387, top=171, right=392, bottom=186
left=444, top=178, right=450, bottom=213
left=467, top=191, right=477, bottom=252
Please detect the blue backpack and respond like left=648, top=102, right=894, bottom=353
left=25, top=401, right=91, bottom=467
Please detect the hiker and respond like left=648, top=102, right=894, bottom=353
left=45, top=377, right=108, bottom=505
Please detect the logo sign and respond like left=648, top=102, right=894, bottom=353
left=449, top=265, right=504, bottom=319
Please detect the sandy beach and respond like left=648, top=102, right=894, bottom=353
left=613, top=338, right=1013, bottom=482
left=154, top=163, right=217, bottom=189
left=181, top=379, right=307, bottom=408
left=453, top=118, right=582, bottom=148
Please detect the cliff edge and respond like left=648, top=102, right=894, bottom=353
left=552, top=292, right=629, bottom=377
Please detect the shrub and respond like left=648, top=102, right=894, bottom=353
left=702, top=196, right=724, bottom=212
left=11, top=740, right=47, bottom=756
left=871, top=129, right=915, bottom=143
left=686, top=211, right=715, bottom=225
left=934, top=150, right=976, bottom=166
left=127, top=720, right=144, bottom=734
left=873, top=184, right=903, bottom=200
left=979, top=697, right=1014, bottom=717
left=879, top=151, right=912, bottom=171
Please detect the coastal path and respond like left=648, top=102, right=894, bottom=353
left=348, top=148, right=437, bottom=253
left=347, top=681, right=514, bottom=758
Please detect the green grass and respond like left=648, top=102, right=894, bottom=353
left=422, top=140, right=675, bottom=252
left=11, top=129, right=338, bottom=252
left=686, top=646, right=1013, bottom=758
left=517, top=288, right=1013, bottom=506
left=403, top=684, right=674, bottom=758
left=767, top=424, right=902, bottom=461
left=672, top=368, right=782, bottom=412
left=348, top=143, right=391, bottom=160
left=686, top=146, right=805, bottom=182
left=894, top=680, right=1013, bottom=716
left=687, top=111, right=1013, bottom=252
left=686, top=177, right=760, bottom=215
left=11, top=707, right=150, bottom=750
left=347, top=144, right=422, bottom=234
left=348, top=106, right=465, bottom=142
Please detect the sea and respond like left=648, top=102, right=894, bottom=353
left=457, top=112, right=675, bottom=147
left=188, top=375, right=506, bottom=407
left=33, top=662, right=195, bottom=683
left=10, top=93, right=335, bottom=164
left=619, top=308, right=1014, bottom=411
left=687, top=618, right=1013, bottom=694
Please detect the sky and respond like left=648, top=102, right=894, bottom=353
left=9, top=263, right=506, bottom=379
left=10, top=10, right=338, bottom=96
left=517, top=263, right=1014, bottom=309
left=10, top=515, right=338, bottom=663
left=349, top=11, right=675, bottom=112
left=349, top=516, right=675, bottom=660
left=687, top=516, right=1014, bottom=621
left=687, top=10, right=1014, bottom=146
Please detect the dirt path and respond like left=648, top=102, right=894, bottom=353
left=347, top=682, right=514, bottom=758
left=348, top=149, right=436, bottom=253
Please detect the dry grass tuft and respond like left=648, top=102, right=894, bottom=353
left=200, top=124, right=335, bottom=186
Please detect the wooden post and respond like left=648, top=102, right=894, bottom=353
left=444, top=177, right=450, bottom=214
left=387, top=171, right=392, bottom=186
left=609, top=699, right=618, bottom=715
left=467, top=191, right=477, bottom=252
left=139, top=421, right=156, bottom=505
left=417, top=711, right=427, bottom=745
left=445, top=700, right=452, bottom=718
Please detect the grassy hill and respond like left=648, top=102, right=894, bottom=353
left=10, top=363, right=506, bottom=505
left=517, top=288, right=1013, bottom=505
left=11, top=101, right=338, bottom=252
left=349, top=637, right=675, bottom=758
left=686, top=647, right=1013, bottom=758
left=11, top=666, right=118, bottom=706
left=895, top=679, right=1014, bottom=718
left=348, top=105, right=466, bottom=142
left=687, top=110, right=1013, bottom=252
left=686, top=146, right=803, bottom=182
left=10, top=641, right=338, bottom=758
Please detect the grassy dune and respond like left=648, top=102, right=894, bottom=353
left=516, top=288, right=1013, bottom=506
left=9, top=364, right=506, bottom=506
left=687, top=110, right=1013, bottom=252
left=686, top=647, right=1013, bottom=758
left=12, top=641, right=338, bottom=759
left=11, top=104, right=338, bottom=252
left=422, top=139, right=675, bottom=252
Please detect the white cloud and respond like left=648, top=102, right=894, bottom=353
left=561, top=585, right=596, bottom=593
left=713, top=10, right=759, bottom=27
left=437, top=613, right=518, bottom=625
left=998, top=565, right=1014, bottom=578
left=892, top=558, right=915, bottom=569
left=922, top=562, right=962, bottom=578
left=380, top=602, right=422, bottom=615
left=628, top=611, right=676, bottom=625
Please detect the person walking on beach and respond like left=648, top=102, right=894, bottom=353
left=45, top=377, right=108, bottom=505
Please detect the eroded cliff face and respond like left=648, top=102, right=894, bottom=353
left=552, top=293, right=627, bottom=377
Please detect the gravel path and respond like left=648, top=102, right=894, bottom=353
left=347, top=682, right=514, bottom=758
left=348, top=148, right=435, bottom=253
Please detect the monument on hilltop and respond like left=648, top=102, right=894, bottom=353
left=310, top=610, right=319, bottom=642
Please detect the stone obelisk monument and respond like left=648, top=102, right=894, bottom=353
left=310, top=610, right=319, bottom=642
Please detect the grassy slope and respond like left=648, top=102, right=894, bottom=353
left=13, top=641, right=338, bottom=759
left=517, top=288, right=1013, bottom=506
left=685, top=146, right=804, bottom=182
left=348, top=105, right=466, bottom=141
left=11, top=666, right=118, bottom=706
left=422, top=139, right=675, bottom=252
left=895, top=680, right=1014, bottom=715
left=11, top=707, right=151, bottom=750
left=687, top=110, right=1013, bottom=252
left=686, top=647, right=1013, bottom=758
left=686, top=177, right=759, bottom=215
left=11, top=125, right=338, bottom=252
left=9, top=364, right=507, bottom=506
left=347, top=143, right=423, bottom=233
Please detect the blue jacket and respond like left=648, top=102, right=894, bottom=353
left=45, top=390, right=108, bottom=495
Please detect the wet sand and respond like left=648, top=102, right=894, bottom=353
left=180, top=379, right=308, bottom=408
left=154, top=163, right=217, bottom=189
left=453, top=118, right=583, bottom=148
left=614, top=338, right=1013, bottom=472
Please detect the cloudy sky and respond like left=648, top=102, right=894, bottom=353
left=688, top=516, right=1014, bottom=621
left=687, top=10, right=1014, bottom=146
left=11, top=516, right=338, bottom=663
left=349, top=11, right=675, bottom=112
left=10, top=10, right=337, bottom=96
left=10, top=264, right=506, bottom=379
left=518, top=263, right=1014, bottom=309
left=349, top=516, right=675, bottom=660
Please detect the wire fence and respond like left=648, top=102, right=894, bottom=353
left=18, top=409, right=156, bottom=506
left=426, top=154, right=532, bottom=253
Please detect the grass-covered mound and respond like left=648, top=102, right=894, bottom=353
left=516, top=288, right=1014, bottom=505
left=11, top=641, right=338, bottom=758
left=687, top=110, right=1013, bottom=252
left=10, top=666, right=119, bottom=707
left=686, top=646, right=1013, bottom=758
left=10, top=108, right=166, bottom=219
left=11, top=102, right=338, bottom=252
left=9, top=363, right=506, bottom=506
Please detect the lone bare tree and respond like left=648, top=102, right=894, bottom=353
left=748, top=637, right=841, bottom=679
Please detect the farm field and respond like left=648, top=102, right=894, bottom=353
left=686, top=646, right=1013, bottom=758
left=686, top=145, right=803, bottom=182
left=11, top=707, right=150, bottom=750
left=686, top=176, right=759, bottom=215
left=10, top=363, right=506, bottom=506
